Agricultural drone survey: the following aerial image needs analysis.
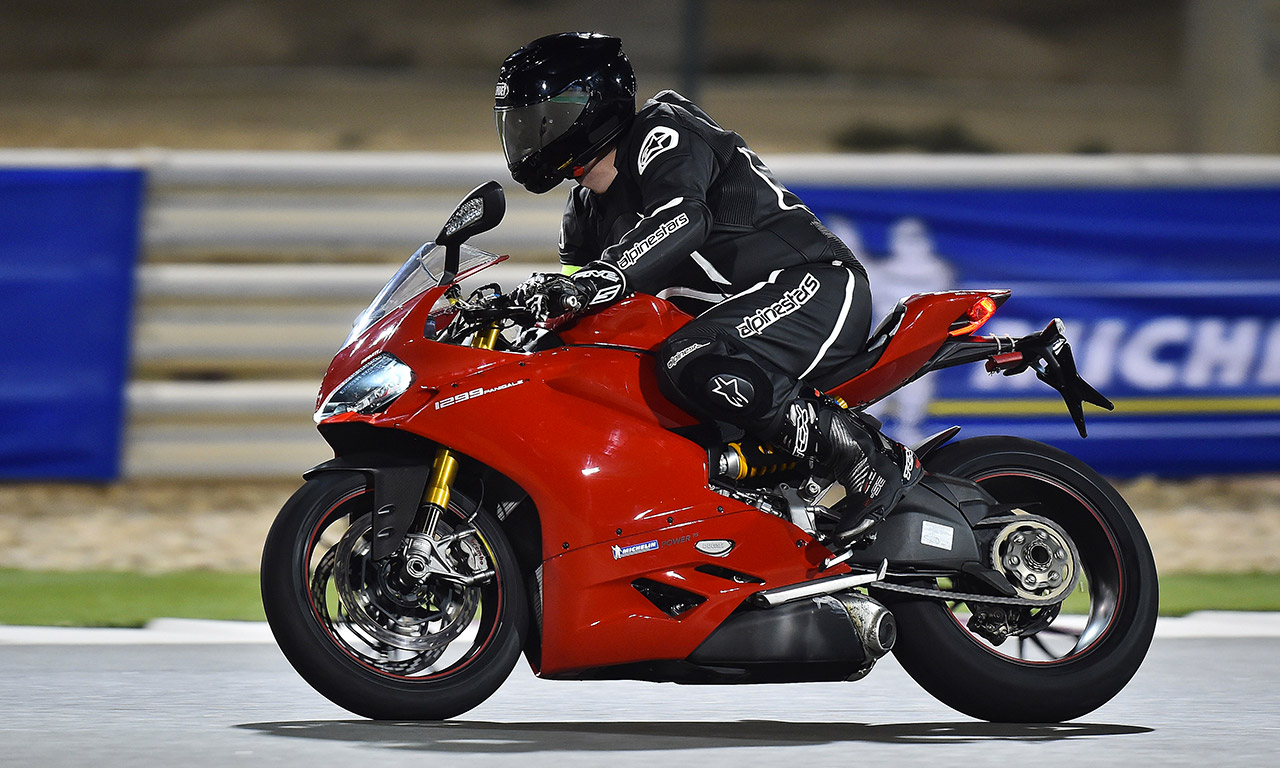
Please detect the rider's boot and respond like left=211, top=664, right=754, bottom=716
left=775, top=396, right=923, bottom=541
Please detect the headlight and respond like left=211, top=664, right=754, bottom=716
left=315, top=354, right=414, bottom=423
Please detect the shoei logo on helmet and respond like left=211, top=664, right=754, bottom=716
left=638, top=127, right=679, bottom=175
left=495, top=82, right=509, bottom=99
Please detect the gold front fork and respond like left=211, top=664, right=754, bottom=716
left=419, top=321, right=501, bottom=533
left=472, top=322, right=502, bottom=352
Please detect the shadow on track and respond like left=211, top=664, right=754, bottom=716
left=238, top=720, right=1152, bottom=753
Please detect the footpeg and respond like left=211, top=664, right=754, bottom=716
left=822, top=547, right=855, bottom=571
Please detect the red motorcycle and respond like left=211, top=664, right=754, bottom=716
left=262, top=182, right=1157, bottom=723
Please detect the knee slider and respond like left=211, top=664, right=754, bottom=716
left=680, top=354, right=774, bottom=422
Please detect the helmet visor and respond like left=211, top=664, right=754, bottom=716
left=495, top=87, right=590, bottom=169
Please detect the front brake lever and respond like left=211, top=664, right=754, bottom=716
left=454, top=283, right=504, bottom=312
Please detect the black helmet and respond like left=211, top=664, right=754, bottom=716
left=494, top=32, right=637, bottom=194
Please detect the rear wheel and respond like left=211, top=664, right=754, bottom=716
left=261, top=471, right=526, bottom=720
left=882, top=436, right=1157, bottom=722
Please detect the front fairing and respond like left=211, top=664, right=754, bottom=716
left=316, top=244, right=507, bottom=416
left=318, top=291, right=694, bottom=426
left=317, top=288, right=513, bottom=416
left=315, top=288, right=710, bottom=558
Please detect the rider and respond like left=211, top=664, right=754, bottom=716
left=495, top=32, right=922, bottom=541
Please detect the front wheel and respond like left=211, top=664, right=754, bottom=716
left=261, top=471, right=527, bottom=720
left=882, top=436, right=1158, bottom=722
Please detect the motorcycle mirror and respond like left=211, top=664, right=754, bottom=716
left=436, top=180, right=506, bottom=248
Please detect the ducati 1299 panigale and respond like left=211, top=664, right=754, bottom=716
left=261, top=182, right=1158, bottom=723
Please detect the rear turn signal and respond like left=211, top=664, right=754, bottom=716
left=949, top=296, right=999, bottom=337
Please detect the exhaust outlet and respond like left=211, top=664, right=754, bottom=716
left=835, top=591, right=896, bottom=659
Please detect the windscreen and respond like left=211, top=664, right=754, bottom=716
left=342, top=243, right=501, bottom=349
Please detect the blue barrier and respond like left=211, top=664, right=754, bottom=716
left=0, top=167, right=145, bottom=481
left=1, top=155, right=1276, bottom=479
left=801, top=186, right=1280, bottom=476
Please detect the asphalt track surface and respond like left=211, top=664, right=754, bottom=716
left=1, top=616, right=1277, bottom=768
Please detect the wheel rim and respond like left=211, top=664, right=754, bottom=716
left=940, top=469, right=1124, bottom=666
left=302, top=488, right=504, bottom=680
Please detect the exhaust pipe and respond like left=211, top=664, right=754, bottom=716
left=835, top=590, right=896, bottom=659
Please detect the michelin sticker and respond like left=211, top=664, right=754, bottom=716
left=612, top=540, right=659, bottom=560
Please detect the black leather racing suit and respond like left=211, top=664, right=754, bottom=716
left=559, top=90, right=873, bottom=439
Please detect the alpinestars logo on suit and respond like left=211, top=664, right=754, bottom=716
left=637, top=127, right=679, bottom=174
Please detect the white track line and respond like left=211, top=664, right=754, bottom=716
left=0, top=612, right=1277, bottom=646
left=0, top=618, right=273, bottom=645
left=1152, top=611, right=1280, bottom=639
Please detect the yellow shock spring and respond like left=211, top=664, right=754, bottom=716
left=727, top=441, right=798, bottom=480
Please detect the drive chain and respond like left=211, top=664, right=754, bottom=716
left=870, top=579, right=1053, bottom=608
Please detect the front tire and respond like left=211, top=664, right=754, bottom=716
left=261, top=471, right=527, bottom=720
left=883, top=436, right=1158, bottom=722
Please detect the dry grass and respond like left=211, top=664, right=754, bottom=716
left=2, top=475, right=1278, bottom=574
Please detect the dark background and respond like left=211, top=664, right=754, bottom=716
left=2, top=0, right=1275, bottom=153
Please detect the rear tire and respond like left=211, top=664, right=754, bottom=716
left=261, top=471, right=526, bottom=720
left=882, top=436, right=1157, bottom=722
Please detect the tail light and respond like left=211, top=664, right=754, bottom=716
left=949, top=295, right=1001, bottom=336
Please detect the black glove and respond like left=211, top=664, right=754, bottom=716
left=512, top=261, right=629, bottom=325
left=511, top=273, right=589, bottom=324
left=571, top=261, right=628, bottom=308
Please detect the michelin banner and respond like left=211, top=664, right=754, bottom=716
left=797, top=185, right=1280, bottom=477
left=0, top=167, right=144, bottom=481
